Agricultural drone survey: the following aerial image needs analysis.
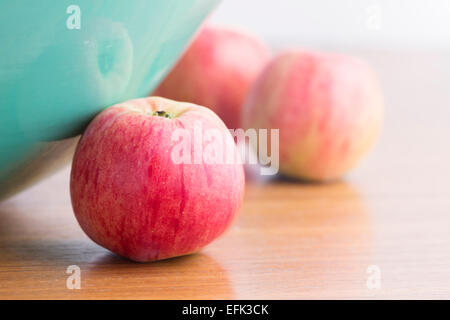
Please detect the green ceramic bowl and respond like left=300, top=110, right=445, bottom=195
left=0, top=0, right=219, bottom=200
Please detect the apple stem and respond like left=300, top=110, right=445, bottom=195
left=152, top=110, right=171, bottom=118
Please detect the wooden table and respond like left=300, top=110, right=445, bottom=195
left=1, top=51, right=450, bottom=299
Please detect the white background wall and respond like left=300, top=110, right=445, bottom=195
left=210, top=0, right=450, bottom=50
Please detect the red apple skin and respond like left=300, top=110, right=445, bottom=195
left=242, top=50, right=384, bottom=181
left=153, top=25, right=271, bottom=129
left=70, top=97, right=245, bottom=262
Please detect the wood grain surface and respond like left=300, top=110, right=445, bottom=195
left=1, top=51, right=450, bottom=299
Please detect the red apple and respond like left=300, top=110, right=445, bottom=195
left=70, top=97, right=245, bottom=262
left=153, top=25, right=271, bottom=129
left=242, top=50, right=384, bottom=181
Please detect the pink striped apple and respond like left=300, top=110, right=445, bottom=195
left=153, top=25, right=271, bottom=129
left=70, top=97, right=245, bottom=262
left=242, top=50, right=384, bottom=181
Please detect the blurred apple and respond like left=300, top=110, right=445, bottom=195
left=70, top=97, right=245, bottom=262
left=242, top=50, right=384, bottom=181
left=153, top=25, right=271, bottom=129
